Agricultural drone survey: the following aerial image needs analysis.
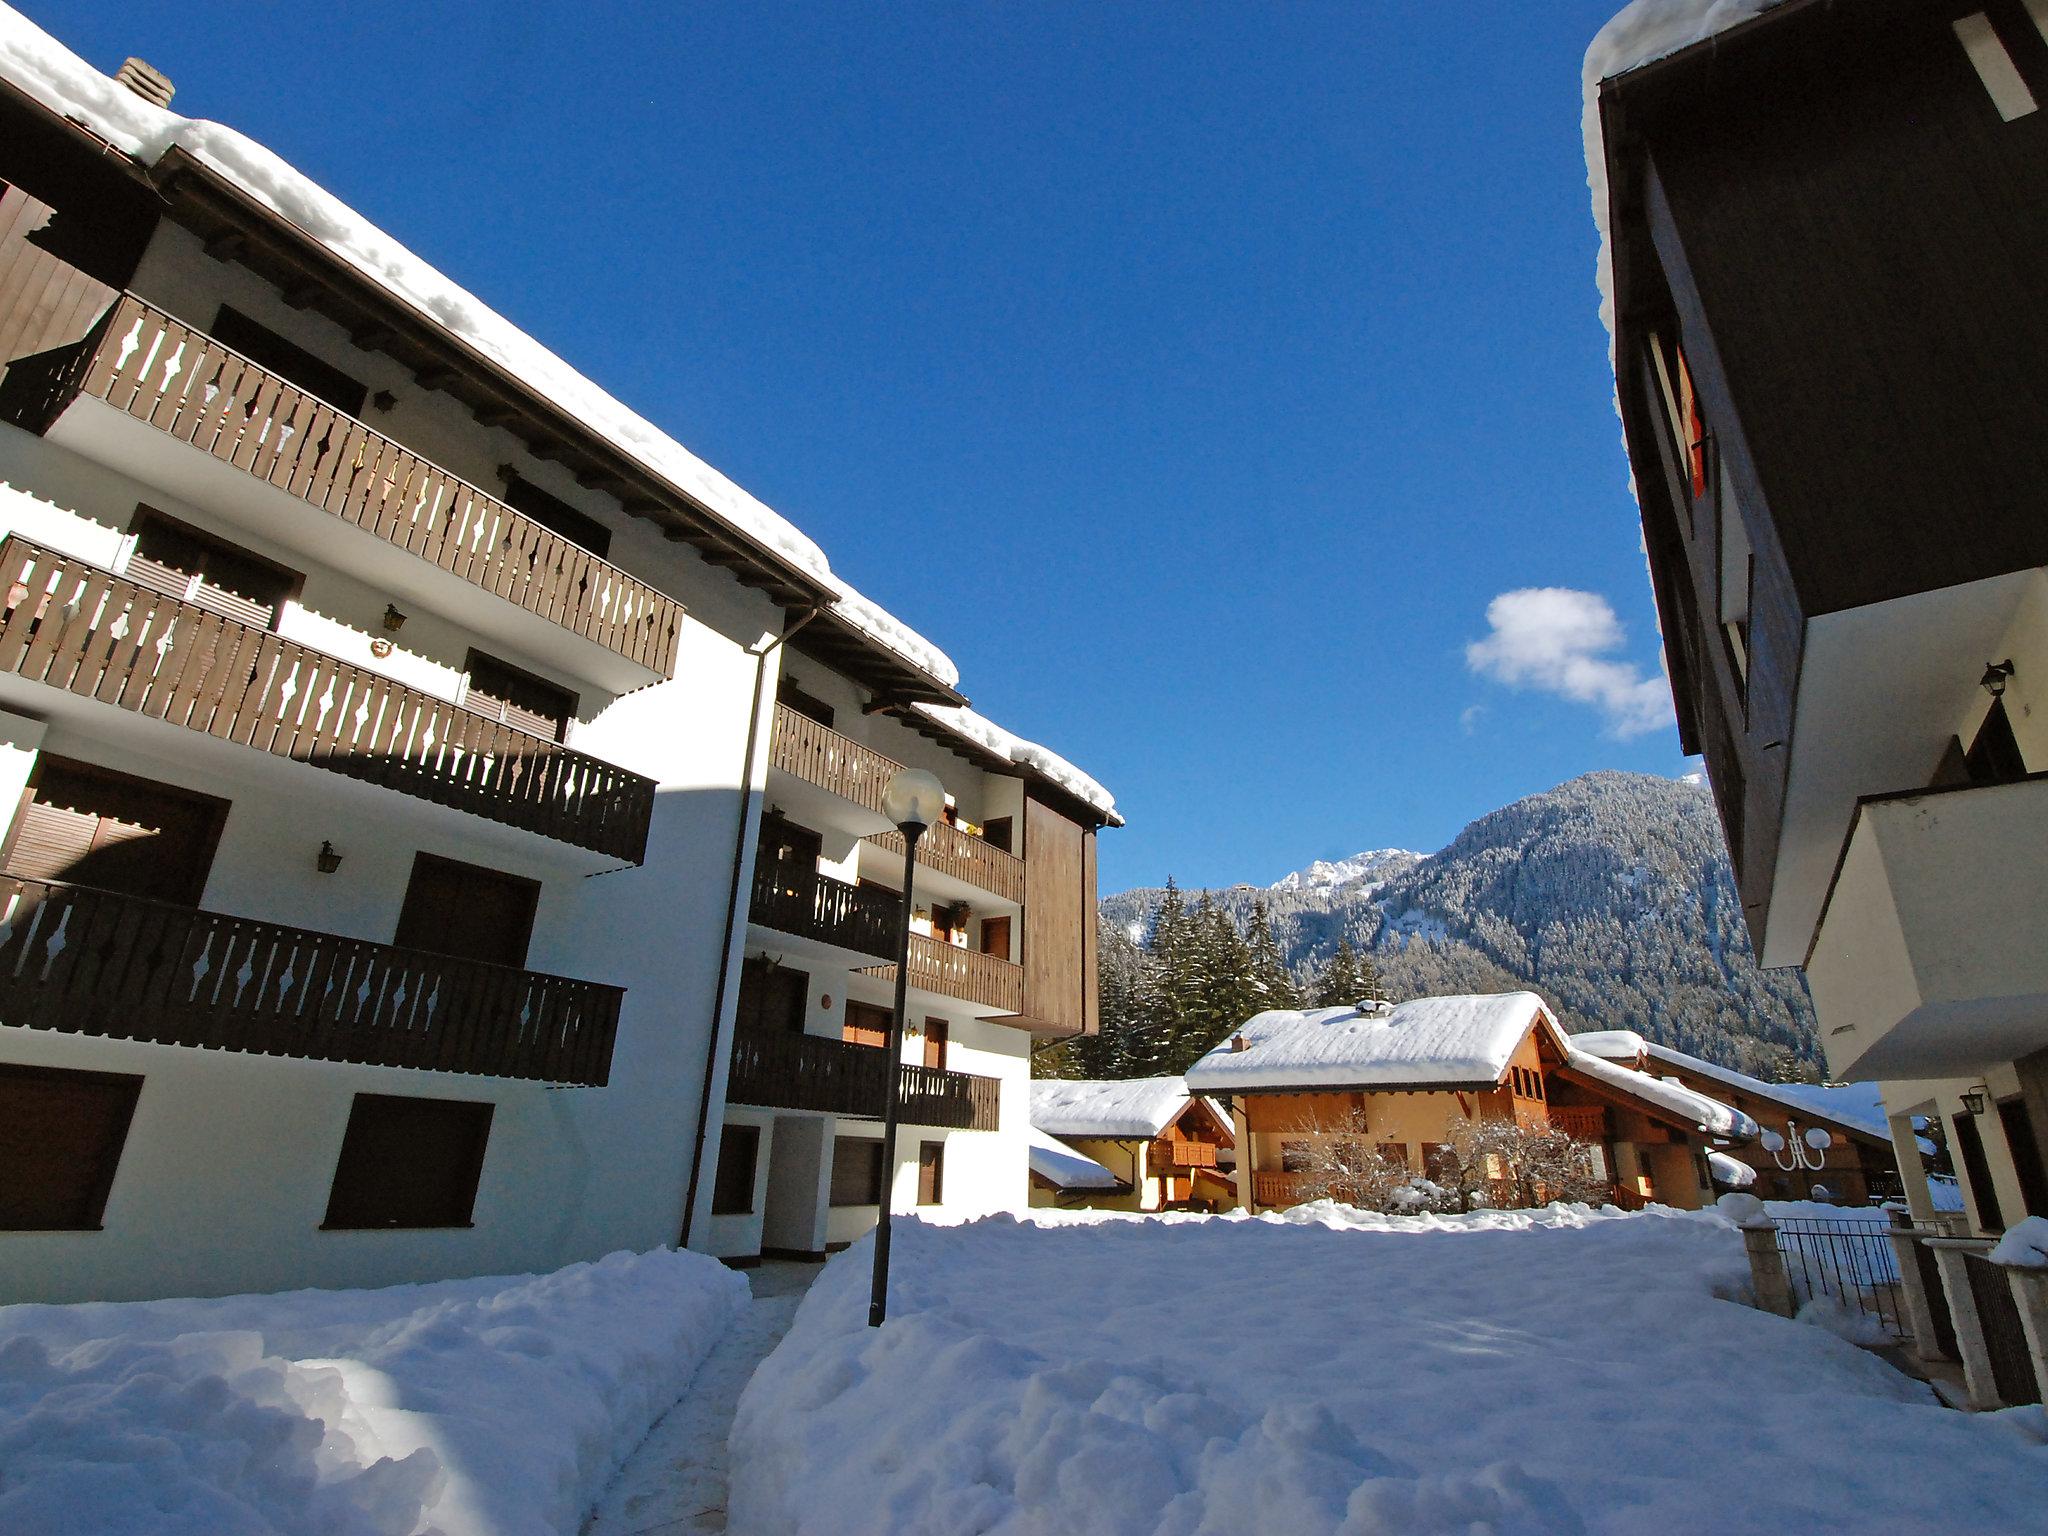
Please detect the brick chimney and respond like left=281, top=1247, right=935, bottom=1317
left=1230, top=1034, right=1248, bottom=1053
left=115, top=58, right=174, bottom=109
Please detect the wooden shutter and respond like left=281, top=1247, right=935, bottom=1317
left=465, top=651, right=575, bottom=742
left=322, top=1093, right=494, bottom=1229
left=393, top=853, right=539, bottom=969
left=843, top=1000, right=892, bottom=1050
left=0, top=1064, right=143, bottom=1230
left=3, top=799, right=98, bottom=883
left=2, top=758, right=226, bottom=905
left=917, top=1140, right=944, bottom=1205
left=830, top=1136, right=884, bottom=1207
left=922, top=1018, right=948, bottom=1071
left=128, top=511, right=299, bottom=631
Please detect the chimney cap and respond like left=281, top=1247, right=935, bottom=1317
left=115, top=57, right=174, bottom=110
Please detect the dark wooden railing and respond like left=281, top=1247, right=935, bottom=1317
left=0, top=875, right=620, bottom=1084
left=868, top=930, right=1024, bottom=1013
left=38, top=296, right=682, bottom=675
left=0, top=537, right=654, bottom=861
left=767, top=703, right=903, bottom=818
left=869, top=821, right=1025, bottom=904
left=725, top=1027, right=1000, bottom=1130
left=748, top=860, right=898, bottom=958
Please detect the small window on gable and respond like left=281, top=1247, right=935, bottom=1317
left=713, top=1123, right=760, bottom=1215
left=464, top=650, right=577, bottom=742
left=211, top=304, right=369, bottom=417
left=502, top=474, right=613, bottom=559
left=322, top=1093, right=493, bottom=1229
left=830, top=1136, right=885, bottom=1207
left=127, top=508, right=301, bottom=631
left=0, top=1063, right=143, bottom=1230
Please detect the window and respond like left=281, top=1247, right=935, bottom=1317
left=211, top=304, right=369, bottom=417
left=0, top=1064, right=142, bottom=1229
left=917, top=1139, right=945, bottom=1205
left=712, top=1123, right=760, bottom=1215
left=463, top=650, right=577, bottom=742
left=1280, top=1140, right=1312, bottom=1175
left=736, top=957, right=809, bottom=1034
left=1423, top=1142, right=1457, bottom=1181
left=830, top=1136, right=885, bottom=1207
left=844, top=1000, right=893, bottom=1050
left=1997, top=1098, right=2048, bottom=1218
left=501, top=474, right=613, bottom=558
left=393, top=852, right=540, bottom=969
left=1, top=757, right=228, bottom=905
left=1376, top=1142, right=1410, bottom=1170
left=126, top=508, right=301, bottom=630
left=323, top=1094, right=493, bottom=1229
left=759, top=813, right=823, bottom=873
left=981, top=816, right=1013, bottom=853
left=776, top=676, right=834, bottom=728
left=980, top=915, right=1012, bottom=962
left=1647, top=331, right=1708, bottom=503
left=921, top=1018, right=949, bottom=1071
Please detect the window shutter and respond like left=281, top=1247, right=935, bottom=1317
left=4, top=800, right=99, bottom=883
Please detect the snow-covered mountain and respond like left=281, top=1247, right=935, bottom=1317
left=1101, top=771, right=1818, bottom=1076
left=1268, top=849, right=1421, bottom=893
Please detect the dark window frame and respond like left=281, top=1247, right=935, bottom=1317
left=463, top=649, right=578, bottom=743
left=321, top=1092, right=494, bottom=1231
left=393, top=851, right=541, bottom=969
left=776, top=676, right=835, bottom=728
left=126, top=506, right=305, bottom=632
left=211, top=303, right=370, bottom=418
left=712, top=1122, right=761, bottom=1215
left=830, top=1135, right=886, bottom=1208
left=1, top=754, right=230, bottom=906
left=501, top=473, right=614, bottom=559
left=0, top=1062, right=143, bottom=1231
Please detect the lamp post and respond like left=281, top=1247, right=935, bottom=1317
left=870, top=765, right=947, bottom=1328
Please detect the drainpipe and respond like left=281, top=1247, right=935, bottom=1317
left=678, top=604, right=820, bottom=1248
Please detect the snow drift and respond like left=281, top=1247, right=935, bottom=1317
left=0, top=1248, right=747, bottom=1536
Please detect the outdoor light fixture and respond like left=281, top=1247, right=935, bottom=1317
left=1981, top=660, right=2015, bottom=698
left=316, top=840, right=342, bottom=875
left=1960, top=1087, right=1988, bottom=1116
left=870, top=766, right=946, bottom=1329
left=382, top=604, right=407, bottom=633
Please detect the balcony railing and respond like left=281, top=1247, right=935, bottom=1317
left=868, top=821, right=1025, bottom=904
left=25, top=295, right=682, bottom=676
left=1549, top=1105, right=1608, bottom=1141
left=0, top=875, right=620, bottom=1085
left=0, top=536, right=654, bottom=861
left=865, top=930, right=1024, bottom=1013
left=748, top=860, right=898, bottom=959
left=724, top=1027, right=1000, bottom=1131
left=1251, top=1171, right=1317, bottom=1208
left=1150, top=1139, right=1219, bottom=1169
left=767, top=702, right=904, bottom=819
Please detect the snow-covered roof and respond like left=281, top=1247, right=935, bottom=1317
left=1559, top=1049, right=1759, bottom=1141
left=1184, top=992, right=1558, bottom=1094
left=1707, top=1150, right=1757, bottom=1189
left=1031, top=1078, right=1199, bottom=1141
left=1572, top=1034, right=1889, bottom=1141
left=913, top=704, right=1119, bottom=822
left=1027, top=1126, right=1123, bottom=1191
left=0, top=5, right=1118, bottom=818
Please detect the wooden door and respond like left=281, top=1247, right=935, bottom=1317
left=980, top=915, right=1012, bottom=961
left=922, top=1018, right=948, bottom=1070
left=393, top=853, right=540, bottom=969
left=844, top=1000, right=892, bottom=1050
left=917, top=1140, right=944, bottom=1204
left=2, top=757, right=228, bottom=905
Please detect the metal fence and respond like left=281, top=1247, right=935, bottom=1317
left=1772, top=1216, right=1907, bottom=1339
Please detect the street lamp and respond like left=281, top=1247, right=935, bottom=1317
left=869, top=765, right=946, bottom=1328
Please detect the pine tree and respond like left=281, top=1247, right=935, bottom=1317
left=1244, top=898, right=1300, bottom=1013
left=1314, top=938, right=1366, bottom=1008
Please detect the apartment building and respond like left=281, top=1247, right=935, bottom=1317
left=0, top=11, right=1113, bottom=1300
left=1593, top=0, right=2048, bottom=1402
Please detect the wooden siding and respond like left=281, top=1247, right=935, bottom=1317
left=0, top=873, right=621, bottom=1084
left=0, top=186, right=118, bottom=377
left=1022, top=795, right=1085, bottom=1035
left=0, top=536, right=655, bottom=861
left=13, top=296, right=684, bottom=676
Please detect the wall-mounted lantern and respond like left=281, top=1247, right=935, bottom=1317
left=1959, top=1086, right=1988, bottom=1116
left=1981, top=660, right=2015, bottom=699
left=316, top=841, right=343, bottom=875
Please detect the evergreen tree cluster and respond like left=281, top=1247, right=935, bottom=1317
left=1038, top=886, right=1382, bottom=1079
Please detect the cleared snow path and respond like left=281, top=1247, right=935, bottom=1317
left=584, top=1263, right=814, bottom=1536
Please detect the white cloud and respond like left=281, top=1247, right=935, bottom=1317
left=1459, top=704, right=1486, bottom=735
left=1465, top=588, right=1675, bottom=738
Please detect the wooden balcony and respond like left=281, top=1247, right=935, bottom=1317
left=0, top=537, right=654, bottom=861
left=1550, top=1105, right=1609, bottom=1141
left=1251, top=1171, right=1319, bottom=1208
left=724, top=1027, right=1000, bottom=1131
left=865, top=930, right=1024, bottom=1014
left=749, top=860, right=898, bottom=959
left=0, top=875, right=620, bottom=1085
left=767, top=702, right=903, bottom=819
left=1150, top=1139, right=1219, bottom=1169
left=869, top=820, right=1025, bottom=904
left=19, top=295, right=682, bottom=677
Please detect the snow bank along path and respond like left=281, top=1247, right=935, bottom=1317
left=730, top=1207, right=2048, bottom=1535
left=0, top=1248, right=747, bottom=1536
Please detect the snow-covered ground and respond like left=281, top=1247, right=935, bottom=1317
left=0, top=1249, right=746, bottom=1536
left=730, top=1206, right=2048, bottom=1535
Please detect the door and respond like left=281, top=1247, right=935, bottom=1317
left=922, top=1018, right=949, bottom=1071
left=843, top=1000, right=892, bottom=1050
left=980, top=915, right=1012, bottom=962
left=393, top=853, right=540, bottom=968
left=736, top=957, right=809, bottom=1033
left=1, top=757, right=228, bottom=905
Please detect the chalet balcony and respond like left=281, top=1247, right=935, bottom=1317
left=725, top=1027, right=1001, bottom=1131
left=869, top=821, right=1025, bottom=905
left=864, top=930, right=1025, bottom=1015
left=8, top=295, right=683, bottom=690
left=1806, top=774, right=2048, bottom=1081
left=0, top=536, right=655, bottom=861
left=748, top=859, right=899, bottom=959
left=1549, top=1105, right=1609, bottom=1141
left=1149, top=1139, right=1219, bottom=1169
left=0, top=874, right=621, bottom=1085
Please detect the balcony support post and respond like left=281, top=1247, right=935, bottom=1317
left=870, top=823, right=924, bottom=1329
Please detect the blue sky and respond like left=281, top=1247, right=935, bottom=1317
left=41, top=0, right=1689, bottom=892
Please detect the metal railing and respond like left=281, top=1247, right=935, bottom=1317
left=0, top=536, right=655, bottom=861
left=0, top=875, right=620, bottom=1084
left=1773, top=1216, right=1907, bottom=1339
left=35, top=295, right=683, bottom=674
